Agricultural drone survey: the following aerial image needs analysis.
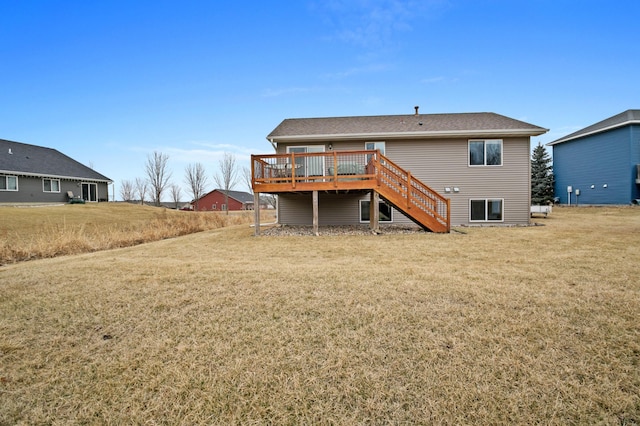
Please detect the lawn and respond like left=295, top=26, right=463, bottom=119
left=0, top=202, right=272, bottom=264
left=1, top=206, right=639, bottom=424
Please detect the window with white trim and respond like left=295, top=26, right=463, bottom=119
left=365, top=141, right=385, bottom=155
left=0, top=175, right=18, bottom=191
left=365, top=141, right=385, bottom=163
left=470, top=199, right=503, bottom=222
left=469, top=139, right=502, bottom=166
left=43, top=178, right=61, bottom=193
left=360, top=200, right=393, bottom=223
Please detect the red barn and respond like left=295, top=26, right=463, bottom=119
left=191, top=189, right=254, bottom=211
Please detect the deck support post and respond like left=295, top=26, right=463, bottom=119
left=370, top=190, right=380, bottom=233
left=312, top=190, right=319, bottom=236
left=253, top=191, right=261, bottom=236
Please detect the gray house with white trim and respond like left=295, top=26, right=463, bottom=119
left=254, top=109, right=547, bottom=229
left=0, top=139, right=112, bottom=203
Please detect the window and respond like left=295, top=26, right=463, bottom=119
left=365, top=141, right=385, bottom=155
left=43, top=178, right=60, bottom=193
left=469, top=140, right=502, bottom=166
left=470, top=199, right=503, bottom=222
left=365, top=141, right=385, bottom=163
left=360, top=200, right=393, bottom=223
left=0, top=175, right=18, bottom=191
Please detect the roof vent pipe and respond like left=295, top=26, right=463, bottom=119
left=414, top=106, right=419, bottom=115
left=8, top=148, right=12, bottom=154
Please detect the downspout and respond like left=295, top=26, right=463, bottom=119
left=269, top=138, right=277, bottom=152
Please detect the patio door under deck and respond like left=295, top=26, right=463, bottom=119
left=287, top=146, right=325, bottom=178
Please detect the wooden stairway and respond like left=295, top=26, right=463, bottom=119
left=373, top=154, right=450, bottom=233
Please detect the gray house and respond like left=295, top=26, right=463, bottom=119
left=0, top=139, right=112, bottom=203
left=251, top=109, right=547, bottom=232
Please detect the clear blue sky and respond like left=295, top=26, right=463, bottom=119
left=1, top=1, right=638, bottom=200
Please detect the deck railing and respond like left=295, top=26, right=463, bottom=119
left=375, top=155, right=450, bottom=231
left=251, top=150, right=450, bottom=232
left=252, top=150, right=378, bottom=190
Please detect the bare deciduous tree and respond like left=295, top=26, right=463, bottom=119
left=184, top=162, right=208, bottom=211
left=134, top=177, right=148, bottom=205
left=145, top=151, right=172, bottom=206
left=120, top=180, right=134, bottom=201
left=170, top=184, right=182, bottom=209
left=262, top=194, right=277, bottom=209
left=242, top=165, right=253, bottom=195
left=213, top=152, right=240, bottom=215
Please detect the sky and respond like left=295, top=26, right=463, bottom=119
left=1, top=0, right=639, bottom=200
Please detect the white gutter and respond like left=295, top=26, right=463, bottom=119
left=0, top=169, right=112, bottom=183
left=547, top=120, right=640, bottom=146
left=269, top=128, right=549, bottom=143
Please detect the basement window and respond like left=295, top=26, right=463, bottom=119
left=470, top=199, right=503, bottom=222
left=360, top=200, right=393, bottom=223
left=43, top=178, right=61, bottom=193
left=0, top=175, right=18, bottom=191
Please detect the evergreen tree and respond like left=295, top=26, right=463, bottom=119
left=531, top=142, right=554, bottom=205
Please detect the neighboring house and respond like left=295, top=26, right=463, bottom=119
left=251, top=108, right=547, bottom=232
left=0, top=139, right=112, bottom=203
left=548, top=109, right=640, bottom=205
left=192, top=189, right=255, bottom=211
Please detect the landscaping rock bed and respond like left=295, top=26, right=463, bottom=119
left=261, top=224, right=424, bottom=236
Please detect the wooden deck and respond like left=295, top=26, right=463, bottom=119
left=251, top=150, right=450, bottom=233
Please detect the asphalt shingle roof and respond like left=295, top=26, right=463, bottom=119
left=267, top=112, right=547, bottom=142
left=0, top=139, right=111, bottom=181
left=548, top=109, right=640, bottom=145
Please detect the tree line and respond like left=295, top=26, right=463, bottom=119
left=119, top=151, right=253, bottom=213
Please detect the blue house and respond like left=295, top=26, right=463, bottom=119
left=548, top=110, right=640, bottom=205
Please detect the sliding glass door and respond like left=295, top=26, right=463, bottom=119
left=81, top=183, right=97, bottom=202
left=287, top=146, right=325, bottom=177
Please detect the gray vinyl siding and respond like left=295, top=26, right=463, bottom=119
left=276, top=137, right=532, bottom=227
left=276, top=141, right=378, bottom=154
left=278, top=192, right=364, bottom=225
left=386, top=137, right=531, bottom=226
left=0, top=176, right=109, bottom=203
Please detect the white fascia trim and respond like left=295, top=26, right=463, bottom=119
left=270, top=128, right=548, bottom=143
left=0, top=170, right=112, bottom=183
left=548, top=120, right=640, bottom=146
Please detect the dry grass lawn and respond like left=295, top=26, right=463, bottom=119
left=0, top=203, right=271, bottom=264
left=1, top=206, right=639, bottom=424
